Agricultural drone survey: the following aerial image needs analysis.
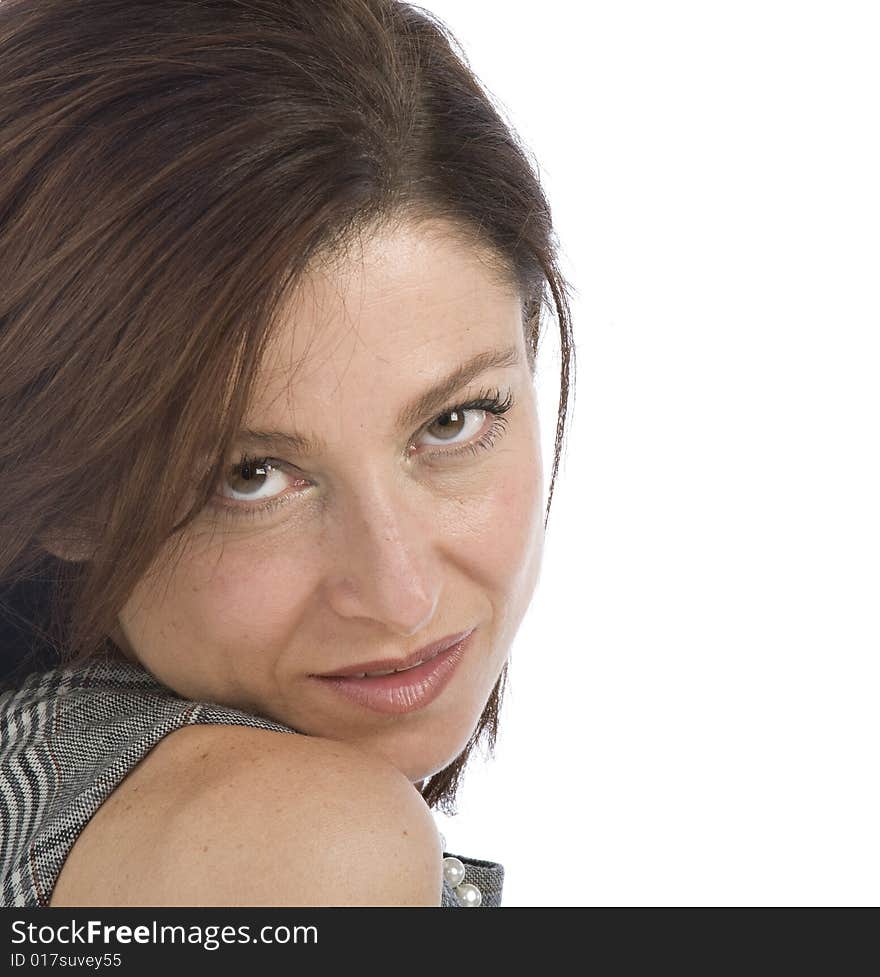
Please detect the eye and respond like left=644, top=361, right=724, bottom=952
left=413, top=388, right=515, bottom=458
left=210, top=387, right=515, bottom=522
left=214, top=455, right=307, bottom=516
left=420, top=406, right=486, bottom=446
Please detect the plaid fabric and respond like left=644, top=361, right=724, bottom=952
left=0, top=654, right=503, bottom=907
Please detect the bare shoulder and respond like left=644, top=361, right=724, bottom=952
left=50, top=724, right=443, bottom=907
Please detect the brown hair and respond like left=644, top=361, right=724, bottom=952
left=0, top=0, right=575, bottom=813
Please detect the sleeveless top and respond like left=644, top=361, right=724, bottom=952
left=0, top=653, right=504, bottom=908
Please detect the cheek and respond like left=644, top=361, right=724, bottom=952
left=441, top=444, right=544, bottom=603
left=195, top=552, right=314, bottom=652
left=127, top=541, right=313, bottom=659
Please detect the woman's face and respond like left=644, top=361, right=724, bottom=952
left=112, top=217, right=545, bottom=783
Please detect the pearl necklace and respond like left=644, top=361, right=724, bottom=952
left=439, top=832, right=482, bottom=907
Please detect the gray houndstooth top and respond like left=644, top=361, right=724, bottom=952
left=0, top=653, right=503, bottom=908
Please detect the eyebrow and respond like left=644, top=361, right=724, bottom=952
left=236, top=344, right=521, bottom=457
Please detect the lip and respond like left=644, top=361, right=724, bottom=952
left=313, top=628, right=476, bottom=678
left=310, top=627, right=476, bottom=715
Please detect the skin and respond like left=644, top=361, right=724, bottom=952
left=108, top=215, right=545, bottom=785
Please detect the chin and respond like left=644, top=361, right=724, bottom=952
left=401, top=756, right=452, bottom=785
left=373, top=722, right=479, bottom=786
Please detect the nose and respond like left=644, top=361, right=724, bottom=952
left=322, top=472, right=441, bottom=635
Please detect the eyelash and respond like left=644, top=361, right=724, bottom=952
left=213, top=387, right=515, bottom=522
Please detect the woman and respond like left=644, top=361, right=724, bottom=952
left=0, top=0, right=574, bottom=907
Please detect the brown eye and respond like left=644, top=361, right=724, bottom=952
left=425, top=409, right=469, bottom=441
left=218, top=455, right=295, bottom=503
left=226, top=457, right=271, bottom=497
left=420, top=408, right=488, bottom=448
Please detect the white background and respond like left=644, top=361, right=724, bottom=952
left=425, top=1, right=880, bottom=906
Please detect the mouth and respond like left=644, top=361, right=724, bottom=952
left=313, top=628, right=476, bottom=679
left=310, top=627, right=477, bottom=715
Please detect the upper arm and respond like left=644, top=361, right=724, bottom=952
left=105, top=726, right=444, bottom=907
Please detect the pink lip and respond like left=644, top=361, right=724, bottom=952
left=311, top=628, right=476, bottom=715
left=313, top=628, right=476, bottom=678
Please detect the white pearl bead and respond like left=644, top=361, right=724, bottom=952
left=442, top=856, right=466, bottom=887
left=455, top=882, right=482, bottom=907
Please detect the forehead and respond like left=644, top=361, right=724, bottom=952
left=246, top=218, right=525, bottom=426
